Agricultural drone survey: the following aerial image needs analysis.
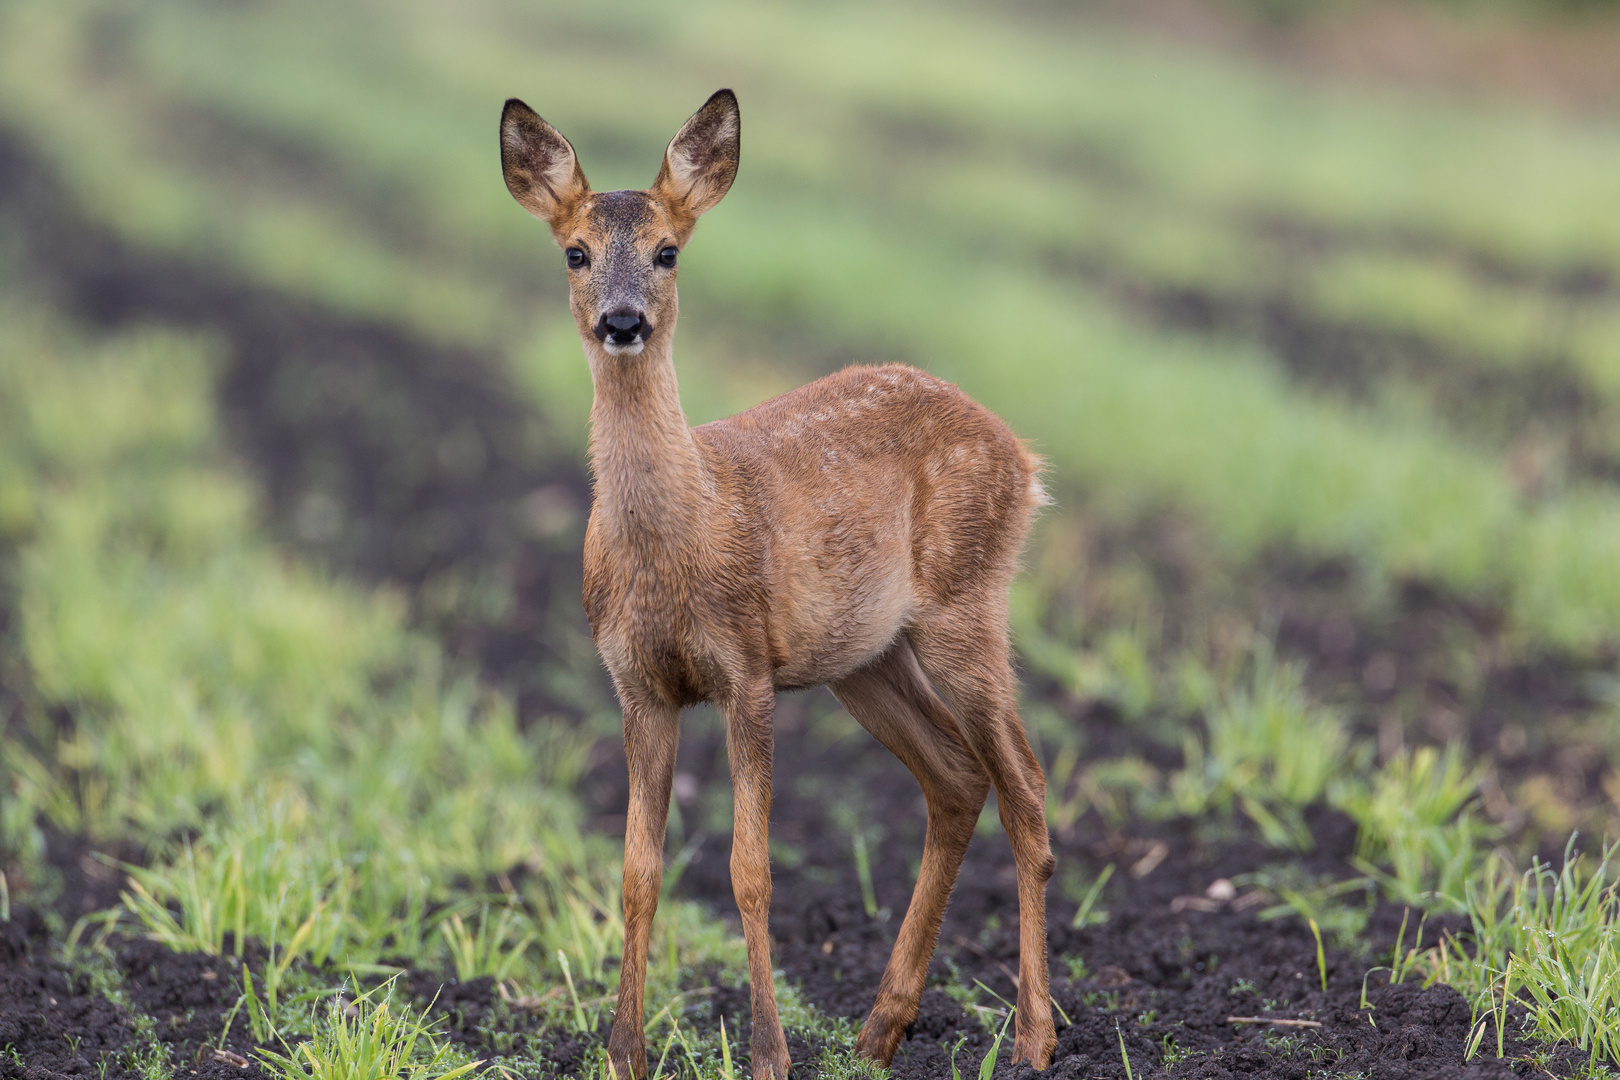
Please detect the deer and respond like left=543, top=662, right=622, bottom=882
left=499, top=89, right=1057, bottom=1080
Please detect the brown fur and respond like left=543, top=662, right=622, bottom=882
left=500, top=90, right=1056, bottom=1080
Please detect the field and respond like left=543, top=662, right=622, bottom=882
left=4, top=1, right=1620, bottom=1078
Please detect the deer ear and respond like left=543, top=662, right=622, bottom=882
left=501, top=98, right=590, bottom=232
left=653, top=89, right=739, bottom=235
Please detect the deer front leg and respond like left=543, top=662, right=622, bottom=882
left=723, top=683, right=790, bottom=1080
left=606, top=696, right=681, bottom=1080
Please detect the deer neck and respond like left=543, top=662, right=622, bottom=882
left=586, top=335, right=712, bottom=550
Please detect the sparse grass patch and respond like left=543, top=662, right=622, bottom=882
left=1033, top=618, right=1619, bottom=1070
left=121, top=1014, right=174, bottom=1080
left=773, top=973, right=884, bottom=1080
left=436, top=900, right=537, bottom=984
left=1066, top=863, right=1116, bottom=930
left=1236, top=866, right=1376, bottom=951
left=1341, top=744, right=1495, bottom=908
left=1167, top=646, right=1352, bottom=848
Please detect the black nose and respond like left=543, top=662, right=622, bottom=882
left=596, top=311, right=647, bottom=346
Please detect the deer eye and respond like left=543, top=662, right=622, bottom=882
left=657, top=246, right=678, bottom=268
left=566, top=248, right=587, bottom=270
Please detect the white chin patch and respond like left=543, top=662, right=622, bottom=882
left=602, top=339, right=645, bottom=357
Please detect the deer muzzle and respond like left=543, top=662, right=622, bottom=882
left=596, top=309, right=650, bottom=354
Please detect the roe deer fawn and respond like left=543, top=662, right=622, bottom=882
left=499, top=89, right=1056, bottom=1080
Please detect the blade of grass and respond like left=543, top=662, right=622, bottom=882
left=1070, top=863, right=1115, bottom=930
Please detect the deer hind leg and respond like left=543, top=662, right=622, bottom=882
left=908, top=607, right=1057, bottom=1070
left=606, top=696, right=681, bottom=1080
left=831, top=638, right=990, bottom=1066
left=722, top=681, right=791, bottom=1080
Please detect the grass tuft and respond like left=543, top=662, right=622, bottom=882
left=437, top=900, right=537, bottom=984
left=852, top=830, right=878, bottom=920
left=1443, top=839, right=1620, bottom=1072
left=1342, top=744, right=1493, bottom=907
left=1168, top=644, right=1348, bottom=847
left=255, top=979, right=482, bottom=1080
left=1309, top=918, right=1328, bottom=993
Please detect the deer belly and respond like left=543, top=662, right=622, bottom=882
left=769, top=559, right=911, bottom=690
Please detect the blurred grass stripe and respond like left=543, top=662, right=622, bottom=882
left=4, top=0, right=1620, bottom=648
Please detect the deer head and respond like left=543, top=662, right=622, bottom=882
left=500, top=90, right=740, bottom=358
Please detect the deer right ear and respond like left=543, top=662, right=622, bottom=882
left=653, top=89, right=740, bottom=240
left=501, top=98, right=590, bottom=232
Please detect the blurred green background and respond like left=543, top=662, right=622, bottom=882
left=8, top=0, right=1620, bottom=643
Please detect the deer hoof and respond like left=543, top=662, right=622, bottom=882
left=604, top=1040, right=645, bottom=1080
left=1011, top=1031, right=1057, bottom=1072
left=750, top=1050, right=791, bottom=1080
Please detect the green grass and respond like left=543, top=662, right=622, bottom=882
left=1342, top=744, right=1498, bottom=907
left=1, top=319, right=420, bottom=841
left=0, top=314, right=589, bottom=926
left=1438, top=840, right=1620, bottom=1073
left=255, top=978, right=483, bottom=1080
left=436, top=901, right=537, bottom=984
left=1165, top=647, right=1352, bottom=848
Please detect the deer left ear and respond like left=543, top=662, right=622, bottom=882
left=501, top=98, right=591, bottom=235
left=653, top=89, right=739, bottom=237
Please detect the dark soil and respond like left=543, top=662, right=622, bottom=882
left=0, top=126, right=1601, bottom=1079
left=2, top=781, right=1582, bottom=1080
left=575, top=694, right=1583, bottom=1079
left=0, top=910, right=258, bottom=1080
left=0, top=938, right=142, bottom=1080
